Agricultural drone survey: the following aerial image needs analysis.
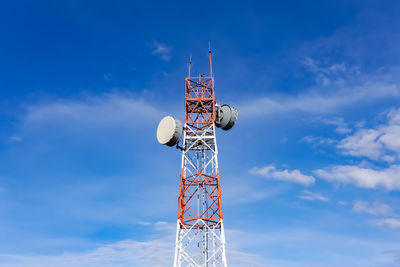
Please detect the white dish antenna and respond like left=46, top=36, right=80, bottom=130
left=157, top=116, right=183, bottom=146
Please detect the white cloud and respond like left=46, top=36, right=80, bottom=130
left=352, top=201, right=391, bottom=216
left=0, top=222, right=396, bottom=267
left=0, top=229, right=273, bottom=267
left=302, top=58, right=348, bottom=87
left=136, top=221, right=176, bottom=232
left=298, top=190, right=328, bottom=201
left=329, top=62, right=347, bottom=73
left=250, top=165, right=315, bottom=186
left=374, top=218, right=400, bottom=229
left=319, top=117, right=351, bottom=134
left=238, top=60, right=400, bottom=118
left=338, top=108, right=400, bottom=162
left=301, top=135, right=335, bottom=148
left=300, top=117, right=349, bottom=148
left=388, top=249, right=400, bottom=265
left=153, top=221, right=176, bottom=232
left=23, top=92, right=162, bottom=128
left=302, top=58, right=347, bottom=74
left=227, top=226, right=400, bottom=267
left=136, top=221, right=151, bottom=226
left=338, top=128, right=385, bottom=160
left=0, top=239, right=173, bottom=267
left=306, top=108, right=400, bottom=191
left=335, top=126, right=352, bottom=134
left=150, top=41, right=173, bottom=61
left=239, top=83, right=399, bottom=117
left=315, top=164, right=400, bottom=191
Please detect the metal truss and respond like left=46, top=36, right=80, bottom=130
left=173, top=74, right=227, bottom=267
left=174, top=218, right=227, bottom=267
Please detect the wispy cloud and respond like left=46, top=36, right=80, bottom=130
left=387, top=249, right=400, bottom=265
left=338, top=108, right=400, bottom=162
left=226, top=226, right=400, bottom=267
left=153, top=221, right=176, bottom=232
left=319, top=117, right=351, bottom=134
left=250, top=165, right=315, bottom=186
left=300, top=135, right=335, bottom=148
left=150, top=41, right=173, bottom=61
left=0, top=239, right=174, bottom=267
left=23, top=92, right=162, bottom=128
left=351, top=201, right=400, bottom=229
left=298, top=190, right=328, bottom=201
left=315, top=164, right=400, bottom=191
left=374, top=218, right=400, bottom=229
left=238, top=62, right=400, bottom=118
left=238, top=83, right=399, bottom=117
left=0, top=226, right=274, bottom=267
left=302, top=57, right=349, bottom=87
left=306, top=107, right=400, bottom=191
left=352, top=201, right=391, bottom=216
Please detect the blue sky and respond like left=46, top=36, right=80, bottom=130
left=1, top=0, right=400, bottom=266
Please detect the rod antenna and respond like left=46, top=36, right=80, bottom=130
left=188, top=53, right=192, bottom=78
left=208, top=42, right=213, bottom=77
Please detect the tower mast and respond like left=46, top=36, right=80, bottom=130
left=156, top=50, right=237, bottom=267
left=173, top=52, right=227, bottom=267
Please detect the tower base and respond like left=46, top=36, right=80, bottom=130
left=173, top=219, right=227, bottom=267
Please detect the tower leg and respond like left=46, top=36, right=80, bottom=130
left=220, top=220, right=228, bottom=267
left=173, top=219, right=181, bottom=267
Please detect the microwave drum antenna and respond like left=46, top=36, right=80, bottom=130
left=216, top=104, right=238, bottom=130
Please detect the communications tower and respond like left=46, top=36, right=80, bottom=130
left=156, top=50, right=238, bottom=267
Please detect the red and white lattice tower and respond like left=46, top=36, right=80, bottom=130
left=157, top=50, right=237, bottom=267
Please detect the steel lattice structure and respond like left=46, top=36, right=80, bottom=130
left=173, top=54, right=228, bottom=267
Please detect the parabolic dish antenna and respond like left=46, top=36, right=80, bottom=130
left=157, top=116, right=183, bottom=146
left=216, top=104, right=238, bottom=130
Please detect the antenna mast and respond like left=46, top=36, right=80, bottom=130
left=188, top=54, right=192, bottom=78
left=156, top=49, right=238, bottom=267
left=209, top=42, right=213, bottom=77
left=174, top=51, right=226, bottom=267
